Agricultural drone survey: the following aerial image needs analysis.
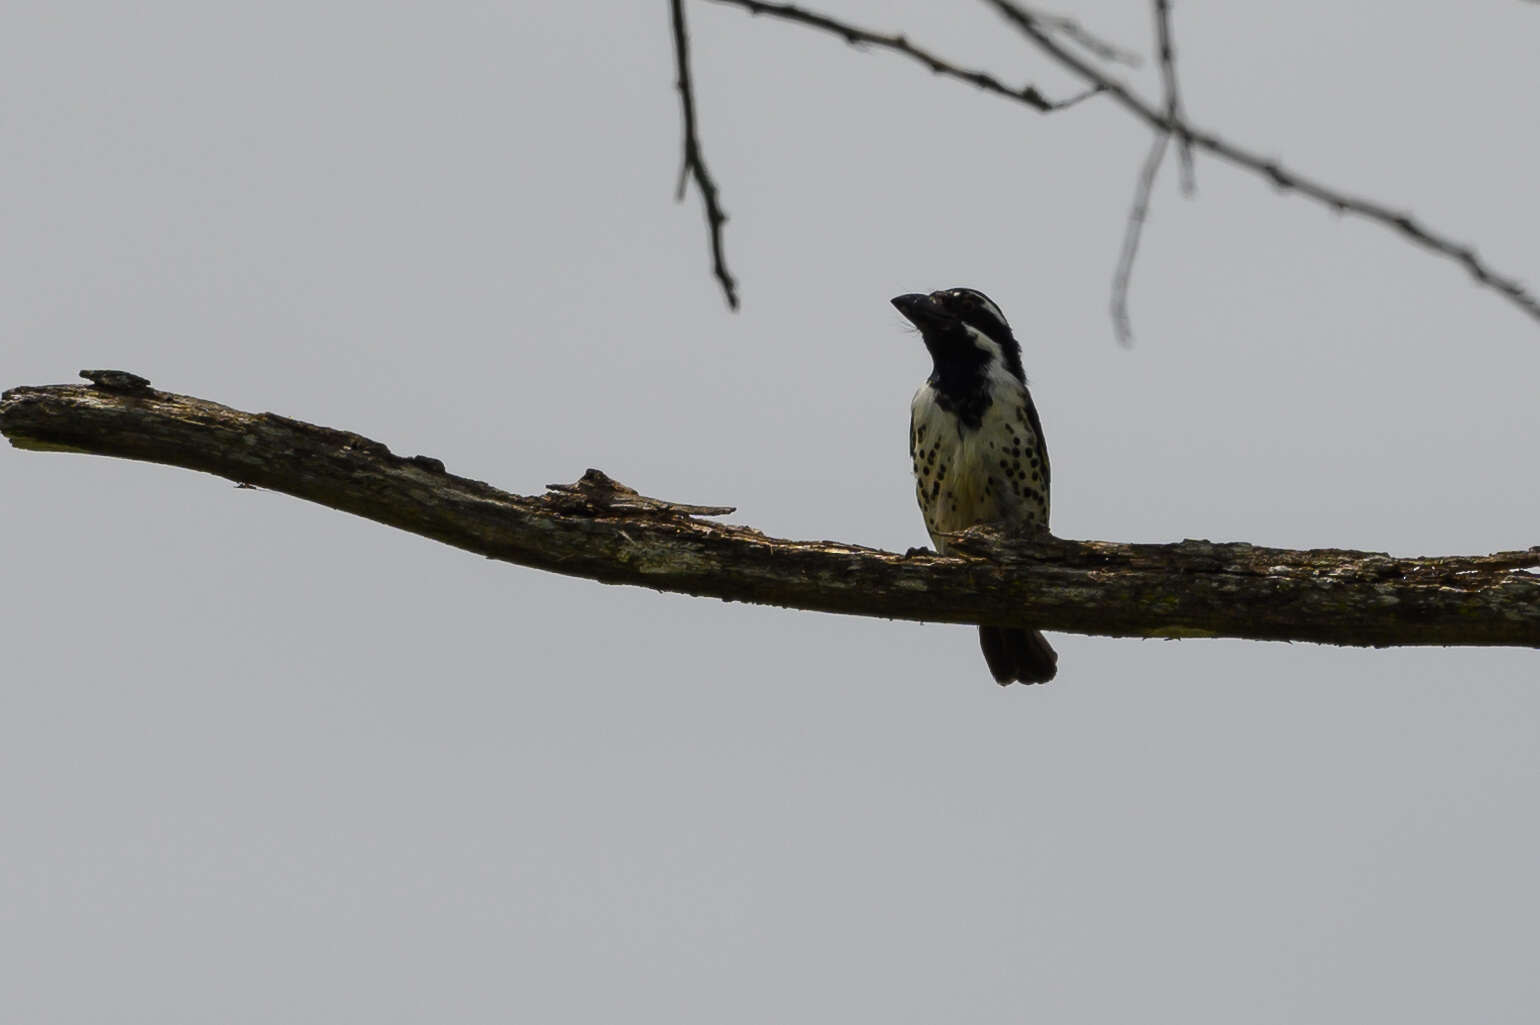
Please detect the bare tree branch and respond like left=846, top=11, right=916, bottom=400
left=697, top=0, right=1539, bottom=332
left=5, top=373, right=1538, bottom=651
left=1112, top=132, right=1170, bottom=345
left=703, top=0, right=1101, bottom=113
left=1151, top=0, right=1195, bottom=193
left=670, top=0, right=739, bottom=310
left=985, top=0, right=1540, bottom=329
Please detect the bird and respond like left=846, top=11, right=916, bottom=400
left=892, top=287, right=1058, bottom=685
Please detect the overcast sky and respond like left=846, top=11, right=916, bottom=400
left=5, top=1, right=1539, bottom=1022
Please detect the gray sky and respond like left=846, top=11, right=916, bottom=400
left=5, top=1, right=1539, bottom=1021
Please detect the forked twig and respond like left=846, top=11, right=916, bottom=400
left=708, top=0, right=1103, bottom=112
left=1152, top=0, right=1195, bottom=194
left=695, top=0, right=1539, bottom=334
left=985, top=0, right=1540, bottom=332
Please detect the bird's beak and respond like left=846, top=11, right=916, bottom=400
left=891, top=292, right=945, bottom=328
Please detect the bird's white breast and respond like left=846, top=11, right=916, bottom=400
left=910, top=366, right=1048, bottom=553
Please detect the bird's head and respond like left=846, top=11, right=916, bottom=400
left=891, top=288, right=1026, bottom=385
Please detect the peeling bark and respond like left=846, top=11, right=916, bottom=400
left=4, top=373, right=1537, bottom=649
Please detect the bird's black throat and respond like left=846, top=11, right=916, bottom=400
left=923, top=326, right=995, bottom=431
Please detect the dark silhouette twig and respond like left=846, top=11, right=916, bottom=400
left=699, top=0, right=1539, bottom=333
left=985, top=0, right=1540, bottom=331
left=704, top=0, right=1102, bottom=112
left=670, top=0, right=739, bottom=309
left=1152, top=0, right=1194, bottom=194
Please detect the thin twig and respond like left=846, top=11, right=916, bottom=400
left=706, top=0, right=1102, bottom=112
left=1110, top=0, right=1191, bottom=344
left=1112, top=132, right=1170, bottom=345
left=670, top=0, right=739, bottom=309
left=1024, top=5, right=1143, bottom=66
left=1152, top=0, right=1195, bottom=194
left=983, top=0, right=1540, bottom=329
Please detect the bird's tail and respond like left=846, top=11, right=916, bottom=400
left=978, top=626, right=1058, bottom=685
